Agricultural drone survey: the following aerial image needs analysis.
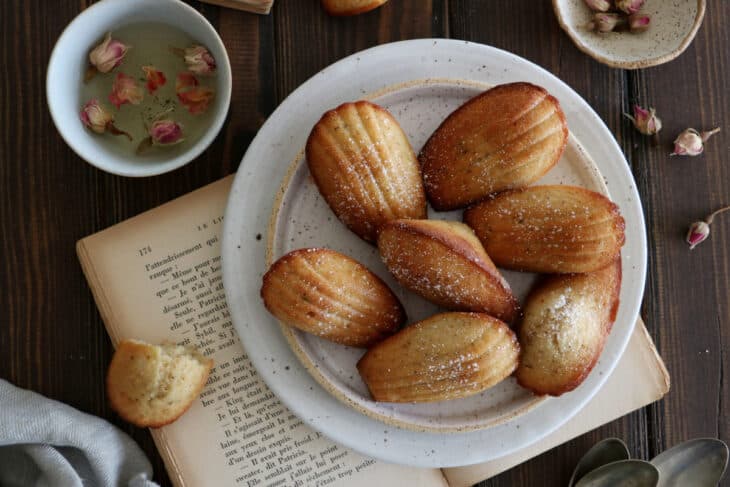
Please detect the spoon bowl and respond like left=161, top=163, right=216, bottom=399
left=574, top=459, right=659, bottom=487
left=651, top=438, right=729, bottom=487
left=569, top=438, right=631, bottom=487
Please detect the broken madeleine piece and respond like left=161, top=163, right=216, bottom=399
left=106, top=340, right=213, bottom=428
left=377, top=219, right=519, bottom=323
left=420, top=82, right=568, bottom=210
left=358, top=312, right=520, bottom=403
left=321, top=0, right=388, bottom=16
left=464, top=185, right=625, bottom=274
left=516, top=259, right=622, bottom=396
left=306, top=100, right=426, bottom=243
left=260, top=248, right=405, bottom=347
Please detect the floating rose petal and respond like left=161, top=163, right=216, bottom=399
left=176, top=72, right=214, bottom=115
left=150, top=119, right=184, bottom=145
left=80, top=98, right=131, bottom=140
left=109, top=72, right=144, bottom=109
left=142, top=66, right=167, bottom=94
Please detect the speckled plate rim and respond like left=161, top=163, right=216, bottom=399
left=222, top=39, right=647, bottom=468
left=552, top=0, right=706, bottom=69
left=265, top=78, right=616, bottom=434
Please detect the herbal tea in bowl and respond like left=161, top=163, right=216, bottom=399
left=47, top=0, right=231, bottom=177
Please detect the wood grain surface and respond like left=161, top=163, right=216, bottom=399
left=1, top=1, right=728, bottom=485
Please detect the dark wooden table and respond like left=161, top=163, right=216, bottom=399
left=2, top=1, right=729, bottom=485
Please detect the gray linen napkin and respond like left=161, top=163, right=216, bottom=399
left=0, top=379, right=159, bottom=487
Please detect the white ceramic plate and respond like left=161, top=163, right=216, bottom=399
left=222, top=39, right=647, bottom=467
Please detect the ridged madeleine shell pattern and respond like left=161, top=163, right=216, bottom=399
left=377, top=219, right=519, bottom=323
left=516, top=259, right=622, bottom=396
left=464, top=185, right=625, bottom=274
left=261, top=248, right=405, bottom=348
left=358, top=312, right=520, bottom=403
left=419, top=82, right=569, bottom=210
left=306, top=101, right=427, bottom=242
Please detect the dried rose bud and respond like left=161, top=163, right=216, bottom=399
left=86, top=32, right=129, bottom=81
left=583, top=0, right=611, bottom=12
left=79, top=99, right=131, bottom=140
left=150, top=119, right=184, bottom=145
left=142, top=66, right=166, bottom=94
left=109, top=72, right=144, bottom=109
left=176, top=72, right=215, bottom=115
left=624, top=105, right=662, bottom=136
left=616, top=0, right=644, bottom=14
left=587, top=13, right=626, bottom=33
left=671, top=127, right=721, bottom=156
left=686, top=221, right=710, bottom=250
left=629, top=13, right=651, bottom=32
left=686, top=205, right=730, bottom=250
left=184, top=45, right=216, bottom=75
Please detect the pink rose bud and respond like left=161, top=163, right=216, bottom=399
left=629, top=13, right=651, bottom=32
left=79, top=99, right=131, bottom=140
left=184, top=45, right=217, bottom=75
left=583, top=0, right=611, bottom=12
left=616, top=0, right=645, bottom=14
left=142, top=66, right=166, bottom=94
left=686, top=221, right=710, bottom=250
left=88, top=32, right=129, bottom=73
left=109, top=72, right=144, bottom=109
left=150, top=119, right=184, bottom=145
left=587, top=13, right=626, bottom=33
left=671, top=127, right=721, bottom=156
left=624, top=105, right=662, bottom=135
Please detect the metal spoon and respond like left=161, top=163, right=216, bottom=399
left=650, top=438, right=728, bottom=487
left=574, top=460, right=659, bottom=487
left=569, top=438, right=631, bottom=487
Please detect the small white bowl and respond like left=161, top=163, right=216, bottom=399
left=553, top=0, right=706, bottom=69
left=47, top=0, right=232, bottom=177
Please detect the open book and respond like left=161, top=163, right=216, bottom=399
left=77, top=175, right=669, bottom=487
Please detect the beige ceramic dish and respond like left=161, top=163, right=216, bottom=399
left=553, top=0, right=706, bottom=69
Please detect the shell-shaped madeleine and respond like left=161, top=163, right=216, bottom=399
left=515, top=260, right=621, bottom=396
left=419, top=82, right=568, bottom=210
left=377, top=219, right=519, bottom=323
left=464, top=185, right=625, bottom=274
left=358, top=312, right=520, bottom=403
left=306, top=101, right=427, bottom=242
left=261, top=248, right=405, bottom=348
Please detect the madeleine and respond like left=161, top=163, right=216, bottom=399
left=377, top=219, right=519, bottom=323
left=261, top=248, right=405, bottom=347
left=515, top=260, right=622, bottom=396
left=464, top=185, right=625, bottom=274
left=321, top=0, right=388, bottom=15
left=420, top=82, right=568, bottom=210
left=358, top=312, right=520, bottom=403
left=306, top=101, right=426, bottom=242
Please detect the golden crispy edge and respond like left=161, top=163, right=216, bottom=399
left=260, top=247, right=407, bottom=345
left=306, top=100, right=426, bottom=243
left=378, top=220, right=520, bottom=322
left=106, top=340, right=213, bottom=428
left=321, top=0, right=388, bottom=16
left=419, top=82, right=569, bottom=211
left=356, top=312, right=520, bottom=401
left=515, top=258, right=622, bottom=396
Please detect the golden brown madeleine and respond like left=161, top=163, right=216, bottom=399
left=306, top=101, right=427, bottom=243
left=464, top=185, right=625, bottom=274
left=419, top=82, right=568, bottom=210
left=377, top=219, right=519, bottom=323
left=515, top=259, right=622, bottom=396
left=358, top=312, right=520, bottom=403
left=261, top=248, right=405, bottom=347
left=321, top=0, right=388, bottom=16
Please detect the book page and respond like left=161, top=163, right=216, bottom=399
left=441, top=320, right=670, bottom=487
left=77, top=176, right=447, bottom=487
